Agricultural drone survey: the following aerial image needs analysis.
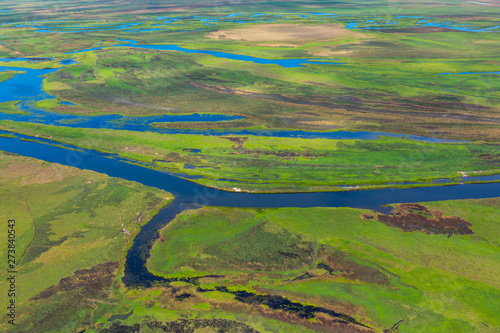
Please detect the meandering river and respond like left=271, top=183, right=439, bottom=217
left=0, top=32, right=498, bottom=292
left=0, top=14, right=498, bottom=327
left=1, top=131, right=499, bottom=288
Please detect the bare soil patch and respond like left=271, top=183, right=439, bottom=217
left=206, top=24, right=365, bottom=42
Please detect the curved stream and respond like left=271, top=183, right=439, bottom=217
left=1, top=27, right=499, bottom=324
left=1, top=131, right=499, bottom=326
left=0, top=14, right=499, bottom=327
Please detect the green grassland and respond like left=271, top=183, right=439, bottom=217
left=0, top=151, right=172, bottom=332
left=0, top=101, right=24, bottom=114
left=1, top=121, right=499, bottom=192
left=146, top=198, right=500, bottom=332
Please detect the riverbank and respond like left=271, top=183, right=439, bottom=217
left=2, top=122, right=499, bottom=193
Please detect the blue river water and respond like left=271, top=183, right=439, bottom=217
left=439, top=71, right=500, bottom=75
left=116, top=43, right=345, bottom=68
left=1, top=132, right=499, bottom=206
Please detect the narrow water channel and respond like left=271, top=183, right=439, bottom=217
left=2, top=106, right=499, bottom=328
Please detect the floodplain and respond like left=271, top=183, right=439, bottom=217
left=0, top=0, right=499, bottom=332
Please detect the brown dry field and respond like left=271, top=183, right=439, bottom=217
left=206, top=24, right=367, bottom=42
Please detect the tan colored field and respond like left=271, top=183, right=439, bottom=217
left=0, top=155, right=83, bottom=184
left=206, top=24, right=366, bottom=42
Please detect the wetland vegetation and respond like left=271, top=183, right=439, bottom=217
left=1, top=120, right=499, bottom=192
left=144, top=198, right=500, bottom=332
left=0, top=0, right=499, bottom=332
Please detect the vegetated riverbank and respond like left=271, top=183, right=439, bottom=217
left=144, top=200, right=500, bottom=332
left=1, top=121, right=499, bottom=193
left=1, top=102, right=500, bottom=333
left=0, top=151, right=172, bottom=333
left=2, top=131, right=500, bottom=207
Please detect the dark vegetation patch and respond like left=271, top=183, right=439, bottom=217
left=152, top=120, right=253, bottom=129
left=187, top=222, right=315, bottom=271
left=479, top=154, right=500, bottom=160
left=348, top=41, right=399, bottom=48
left=234, top=149, right=329, bottom=158
left=173, top=292, right=192, bottom=301
left=101, top=319, right=260, bottom=333
left=207, top=287, right=373, bottom=332
left=221, top=136, right=248, bottom=149
left=108, top=310, right=134, bottom=322
left=379, top=27, right=461, bottom=33
left=316, top=246, right=390, bottom=285
left=13, top=262, right=119, bottom=333
left=15, top=289, right=93, bottom=333
left=32, top=262, right=119, bottom=300
left=383, top=319, right=405, bottom=333
left=376, top=203, right=473, bottom=235
left=292, top=271, right=315, bottom=281
left=144, top=191, right=163, bottom=211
